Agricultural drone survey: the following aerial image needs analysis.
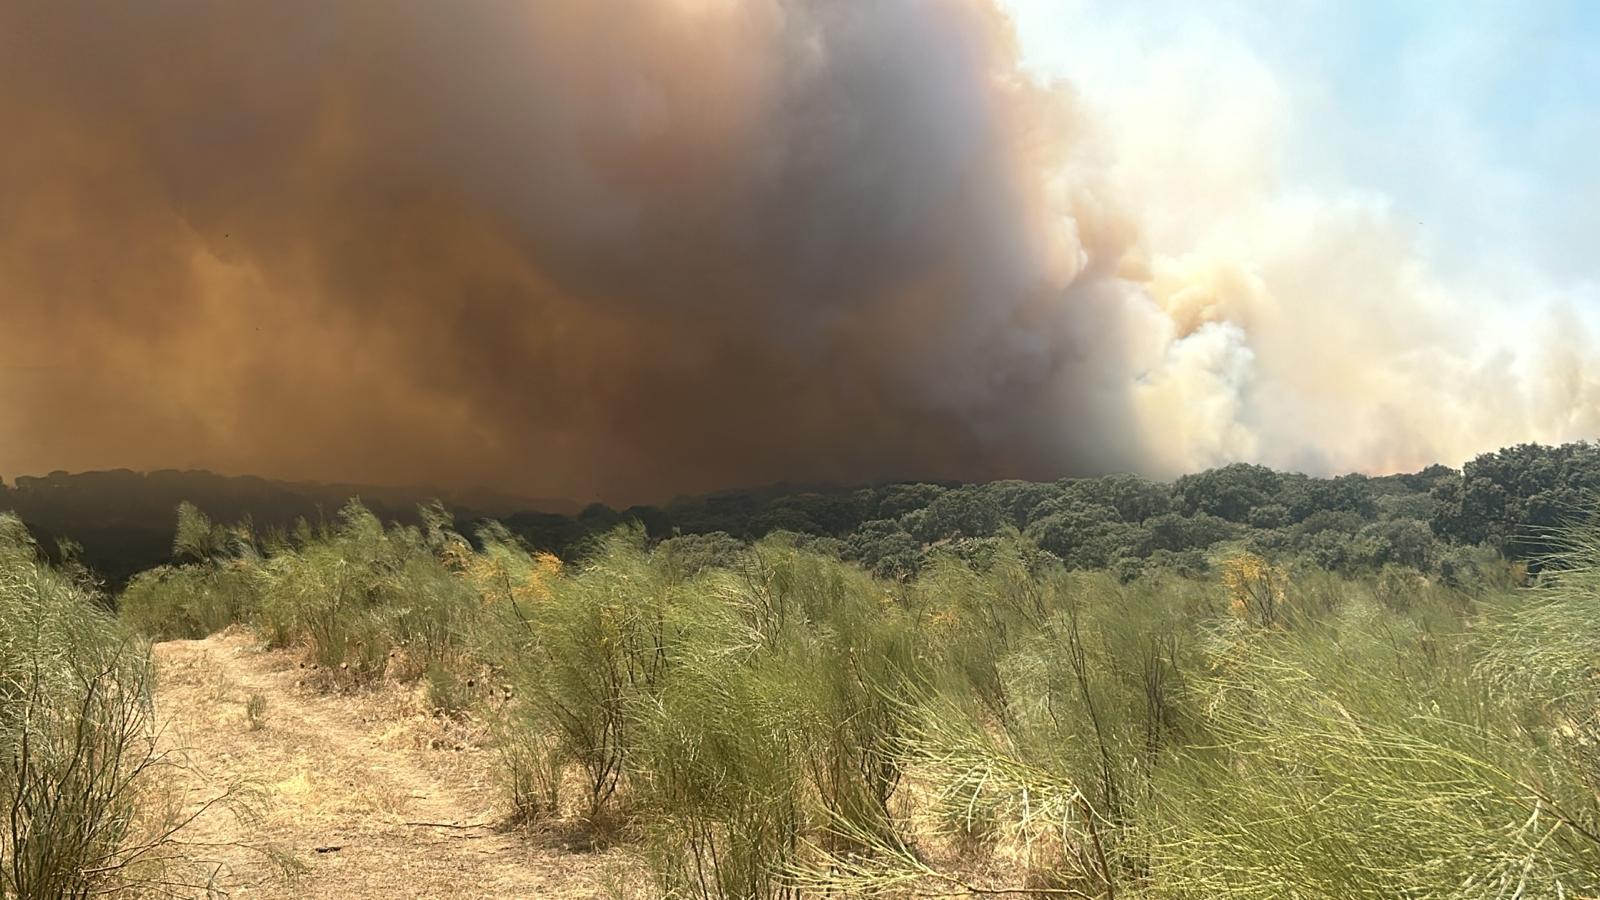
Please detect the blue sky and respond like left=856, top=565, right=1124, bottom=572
left=1003, top=0, right=1600, bottom=290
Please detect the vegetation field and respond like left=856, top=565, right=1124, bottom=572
left=5, top=441, right=1600, bottom=897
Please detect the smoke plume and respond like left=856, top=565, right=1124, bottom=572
left=0, top=1, right=1593, bottom=502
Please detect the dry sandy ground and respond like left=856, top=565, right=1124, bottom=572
left=151, top=631, right=640, bottom=898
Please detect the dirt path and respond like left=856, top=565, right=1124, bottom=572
left=152, top=631, right=634, bottom=898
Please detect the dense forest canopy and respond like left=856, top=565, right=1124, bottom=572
left=3, top=441, right=1595, bottom=587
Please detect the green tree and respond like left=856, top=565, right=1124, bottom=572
left=1430, top=443, right=1600, bottom=558
left=1062, top=473, right=1175, bottom=523
left=915, top=488, right=1004, bottom=541
left=1174, top=463, right=1283, bottom=523
left=843, top=519, right=922, bottom=579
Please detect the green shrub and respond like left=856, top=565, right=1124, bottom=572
left=252, top=501, right=480, bottom=683
left=492, top=527, right=670, bottom=820
left=119, top=562, right=259, bottom=640
left=0, top=514, right=192, bottom=896
left=1146, top=596, right=1600, bottom=898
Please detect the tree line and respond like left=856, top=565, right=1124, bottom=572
left=512, top=441, right=1600, bottom=582
left=3, top=441, right=1597, bottom=586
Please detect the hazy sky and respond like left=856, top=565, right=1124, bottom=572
left=1005, top=0, right=1600, bottom=284
left=1001, top=0, right=1600, bottom=475
left=1, top=1, right=1595, bottom=502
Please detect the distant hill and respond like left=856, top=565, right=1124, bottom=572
left=0, top=469, right=578, bottom=585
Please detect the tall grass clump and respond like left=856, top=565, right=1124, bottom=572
left=0, top=514, right=198, bottom=896
left=811, top=556, right=1205, bottom=897
left=120, top=500, right=486, bottom=689
left=626, top=536, right=927, bottom=899
left=478, top=528, right=930, bottom=895
left=631, top=603, right=811, bottom=899
left=802, top=534, right=1600, bottom=898
left=1115, top=532, right=1599, bottom=899
left=251, top=501, right=481, bottom=683
left=486, top=527, right=671, bottom=826
left=119, top=502, right=261, bottom=640
left=118, top=564, right=259, bottom=642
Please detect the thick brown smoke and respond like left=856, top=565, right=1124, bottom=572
left=6, top=2, right=1594, bottom=503
left=0, top=0, right=1150, bottom=502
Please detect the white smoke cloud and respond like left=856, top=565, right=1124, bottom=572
left=1008, top=0, right=1600, bottom=475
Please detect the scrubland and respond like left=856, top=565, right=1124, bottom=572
left=9, top=494, right=1571, bottom=898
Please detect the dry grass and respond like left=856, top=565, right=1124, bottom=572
left=151, top=630, right=645, bottom=898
